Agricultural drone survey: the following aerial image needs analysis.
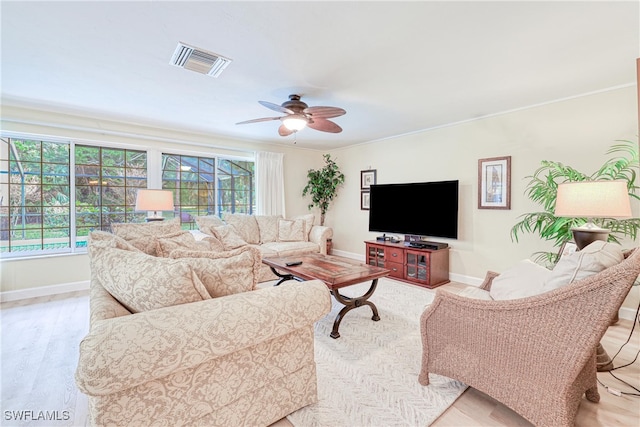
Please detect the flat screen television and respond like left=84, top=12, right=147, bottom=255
left=368, top=180, right=459, bottom=239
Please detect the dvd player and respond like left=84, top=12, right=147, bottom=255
left=407, top=241, right=449, bottom=250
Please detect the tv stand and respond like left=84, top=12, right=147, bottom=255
left=365, top=240, right=449, bottom=288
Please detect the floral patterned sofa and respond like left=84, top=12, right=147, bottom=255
left=75, top=222, right=332, bottom=426
left=192, top=213, right=333, bottom=282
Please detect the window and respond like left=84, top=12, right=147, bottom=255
left=75, top=145, right=147, bottom=247
left=1, top=136, right=254, bottom=257
left=162, top=154, right=254, bottom=227
left=1, top=138, right=71, bottom=254
left=217, top=159, right=255, bottom=214
left=1, top=139, right=148, bottom=256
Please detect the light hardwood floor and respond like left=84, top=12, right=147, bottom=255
left=1, top=283, right=638, bottom=427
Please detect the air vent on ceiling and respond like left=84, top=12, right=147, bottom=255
left=170, top=42, right=232, bottom=78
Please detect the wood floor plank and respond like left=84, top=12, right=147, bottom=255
left=2, top=291, right=89, bottom=427
left=1, top=286, right=638, bottom=427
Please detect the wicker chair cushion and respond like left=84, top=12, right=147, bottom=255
left=543, top=240, right=623, bottom=292
left=456, top=286, right=493, bottom=300
left=489, top=259, right=551, bottom=300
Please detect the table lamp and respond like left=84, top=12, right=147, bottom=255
left=135, top=189, right=175, bottom=221
left=554, top=180, right=632, bottom=250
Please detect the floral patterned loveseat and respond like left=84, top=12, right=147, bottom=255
left=192, top=213, right=333, bottom=282
left=75, top=223, right=331, bottom=426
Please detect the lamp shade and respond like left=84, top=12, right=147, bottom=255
left=555, top=180, right=632, bottom=219
left=135, top=189, right=174, bottom=212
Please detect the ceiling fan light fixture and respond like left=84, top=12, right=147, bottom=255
left=283, top=116, right=307, bottom=131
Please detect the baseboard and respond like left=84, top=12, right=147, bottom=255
left=330, top=248, right=363, bottom=262
left=618, top=306, right=638, bottom=322
left=448, top=272, right=484, bottom=287
left=0, top=280, right=90, bottom=303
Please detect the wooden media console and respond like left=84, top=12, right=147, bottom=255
left=365, top=240, right=449, bottom=288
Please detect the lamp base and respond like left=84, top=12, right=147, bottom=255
left=571, top=228, right=610, bottom=250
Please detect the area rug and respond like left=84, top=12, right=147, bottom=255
left=287, top=278, right=468, bottom=427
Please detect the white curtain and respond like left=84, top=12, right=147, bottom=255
left=256, top=151, right=285, bottom=216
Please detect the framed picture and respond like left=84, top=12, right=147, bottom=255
left=361, top=191, right=370, bottom=210
left=478, top=156, right=511, bottom=209
left=361, top=169, right=377, bottom=189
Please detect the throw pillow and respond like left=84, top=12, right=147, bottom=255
left=224, top=213, right=261, bottom=244
left=195, top=215, right=224, bottom=232
left=293, top=214, right=315, bottom=241
left=156, top=230, right=224, bottom=257
left=211, top=225, right=248, bottom=250
left=489, top=259, right=552, bottom=300
left=88, top=230, right=143, bottom=253
left=190, top=229, right=212, bottom=241
left=110, top=218, right=182, bottom=256
left=255, top=215, right=282, bottom=243
left=543, top=241, right=624, bottom=292
left=90, top=246, right=211, bottom=313
left=277, top=218, right=306, bottom=242
left=169, top=246, right=261, bottom=298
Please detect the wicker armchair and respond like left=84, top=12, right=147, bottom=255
left=418, top=247, right=640, bottom=427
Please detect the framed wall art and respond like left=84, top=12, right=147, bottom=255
left=361, top=169, right=377, bottom=190
left=478, top=156, right=511, bottom=209
left=361, top=191, right=370, bottom=210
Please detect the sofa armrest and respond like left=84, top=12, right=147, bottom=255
left=76, top=280, right=331, bottom=396
left=309, top=225, right=333, bottom=254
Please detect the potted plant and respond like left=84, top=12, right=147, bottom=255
left=511, top=140, right=639, bottom=265
left=302, top=153, right=345, bottom=227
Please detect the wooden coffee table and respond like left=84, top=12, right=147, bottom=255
left=262, top=253, right=390, bottom=339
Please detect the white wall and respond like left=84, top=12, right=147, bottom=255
left=0, top=105, right=324, bottom=293
left=2, top=87, right=639, bottom=312
left=326, top=86, right=639, bottom=310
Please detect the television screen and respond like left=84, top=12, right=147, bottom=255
left=368, top=180, right=459, bottom=239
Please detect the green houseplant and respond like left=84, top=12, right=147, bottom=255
left=302, top=154, right=345, bottom=226
left=511, top=139, right=640, bottom=265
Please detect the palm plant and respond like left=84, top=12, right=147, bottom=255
left=511, top=139, right=639, bottom=265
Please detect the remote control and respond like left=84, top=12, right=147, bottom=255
left=285, top=261, right=303, bottom=267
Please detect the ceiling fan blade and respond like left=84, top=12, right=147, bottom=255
left=278, top=124, right=294, bottom=137
left=236, top=116, right=283, bottom=125
left=308, top=118, right=343, bottom=133
left=259, top=100, right=295, bottom=115
left=303, top=106, right=346, bottom=119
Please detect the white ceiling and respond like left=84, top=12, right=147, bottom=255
left=2, top=1, right=639, bottom=150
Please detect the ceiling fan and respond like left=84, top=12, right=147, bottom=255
left=236, top=94, right=346, bottom=137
